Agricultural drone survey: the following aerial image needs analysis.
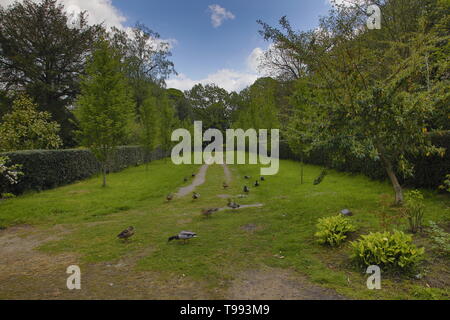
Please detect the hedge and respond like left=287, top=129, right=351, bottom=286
left=280, top=132, right=450, bottom=189
left=0, top=146, right=166, bottom=195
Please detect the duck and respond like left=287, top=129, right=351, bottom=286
left=168, top=231, right=197, bottom=244
left=192, top=173, right=196, bottom=178
left=244, top=175, right=250, bottom=180
left=260, top=176, right=265, bottom=181
left=166, top=193, right=174, bottom=201
left=192, top=192, right=200, bottom=200
left=254, top=180, right=260, bottom=187
left=117, top=226, right=134, bottom=241
left=227, top=199, right=240, bottom=209
left=223, top=182, right=229, bottom=189
left=202, top=208, right=219, bottom=218
left=243, top=186, right=250, bottom=193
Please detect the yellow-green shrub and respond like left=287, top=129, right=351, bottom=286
left=315, top=215, right=356, bottom=246
left=350, top=231, right=425, bottom=270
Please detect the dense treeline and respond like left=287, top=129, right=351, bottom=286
left=0, top=0, right=448, bottom=196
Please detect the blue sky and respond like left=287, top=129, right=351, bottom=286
left=112, top=0, right=332, bottom=91
left=0, top=0, right=336, bottom=91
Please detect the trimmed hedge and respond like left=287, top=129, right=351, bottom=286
left=280, top=132, right=450, bottom=189
left=0, top=146, right=166, bottom=195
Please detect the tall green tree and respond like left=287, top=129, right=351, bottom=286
left=75, top=40, right=134, bottom=187
left=0, top=0, right=101, bottom=146
left=140, top=95, right=161, bottom=166
left=259, top=0, right=448, bottom=204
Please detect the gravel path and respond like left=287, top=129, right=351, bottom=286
left=176, top=164, right=209, bottom=198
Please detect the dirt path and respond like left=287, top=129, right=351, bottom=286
left=176, top=164, right=209, bottom=197
left=222, top=163, right=232, bottom=183
left=227, top=267, right=345, bottom=300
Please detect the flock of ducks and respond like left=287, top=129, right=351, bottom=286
left=117, top=173, right=266, bottom=244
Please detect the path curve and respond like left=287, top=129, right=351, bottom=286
left=176, top=164, right=209, bottom=197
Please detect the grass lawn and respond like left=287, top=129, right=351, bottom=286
left=0, top=156, right=449, bottom=300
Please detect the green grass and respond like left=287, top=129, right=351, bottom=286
left=1, top=156, right=449, bottom=299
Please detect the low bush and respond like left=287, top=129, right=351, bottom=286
left=350, top=231, right=424, bottom=270
left=315, top=215, right=356, bottom=246
left=428, top=221, right=450, bottom=257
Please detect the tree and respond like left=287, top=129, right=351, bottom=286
left=259, top=0, right=447, bottom=204
left=140, top=95, right=161, bottom=167
left=0, top=0, right=101, bottom=146
left=167, top=88, right=193, bottom=122
left=0, top=94, right=62, bottom=152
left=109, top=23, right=176, bottom=112
left=75, top=40, right=134, bottom=187
left=186, top=84, right=232, bottom=133
left=158, top=90, right=179, bottom=156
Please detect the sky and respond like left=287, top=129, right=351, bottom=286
left=0, top=0, right=347, bottom=92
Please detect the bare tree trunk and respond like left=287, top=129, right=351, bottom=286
left=102, top=165, right=107, bottom=188
left=300, top=155, right=304, bottom=184
left=377, top=145, right=403, bottom=205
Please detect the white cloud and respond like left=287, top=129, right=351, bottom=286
left=246, top=47, right=264, bottom=73
left=167, top=69, right=258, bottom=93
left=208, top=4, right=235, bottom=28
left=167, top=47, right=268, bottom=92
left=327, top=0, right=365, bottom=7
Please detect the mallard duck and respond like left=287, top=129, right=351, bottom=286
left=223, top=182, right=229, bottom=189
left=227, top=199, right=240, bottom=209
left=260, top=176, right=265, bottom=181
left=202, top=208, right=219, bottom=218
left=166, top=193, right=174, bottom=201
left=117, top=226, right=134, bottom=241
left=168, top=231, right=197, bottom=244
left=244, top=175, right=250, bottom=179
left=243, top=186, right=250, bottom=193
left=254, top=180, right=260, bottom=187
left=192, top=192, right=200, bottom=200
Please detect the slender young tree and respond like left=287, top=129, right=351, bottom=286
left=140, top=94, right=161, bottom=168
left=75, top=40, right=134, bottom=187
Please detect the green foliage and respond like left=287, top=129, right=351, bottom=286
left=257, top=0, right=449, bottom=205
left=0, top=155, right=23, bottom=195
left=428, top=221, right=450, bottom=257
left=186, top=83, right=232, bottom=132
left=0, top=146, right=164, bottom=195
left=350, top=231, right=425, bottom=270
left=404, top=190, right=426, bottom=233
left=0, top=0, right=102, bottom=146
left=140, top=95, right=161, bottom=156
left=0, top=95, right=62, bottom=152
left=315, top=215, right=356, bottom=246
left=75, top=40, right=134, bottom=186
left=439, top=174, right=450, bottom=192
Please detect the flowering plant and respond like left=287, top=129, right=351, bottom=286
left=0, top=156, right=23, bottom=196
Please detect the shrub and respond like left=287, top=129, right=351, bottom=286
left=428, top=221, right=450, bottom=257
left=315, top=215, right=356, bottom=246
left=0, top=156, right=23, bottom=195
left=404, top=190, right=425, bottom=233
left=350, top=231, right=425, bottom=270
left=0, top=146, right=166, bottom=195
